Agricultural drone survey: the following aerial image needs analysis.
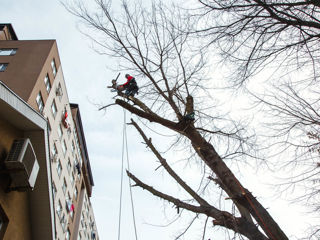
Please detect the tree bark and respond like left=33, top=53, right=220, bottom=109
left=184, top=125, right=288, bottom=240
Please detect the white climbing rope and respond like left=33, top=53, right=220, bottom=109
left=117, top=108, right=138, bottom=240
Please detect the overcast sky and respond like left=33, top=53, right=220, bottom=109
left=0, top=1, right=316, bottom=240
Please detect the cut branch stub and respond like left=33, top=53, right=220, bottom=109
left=185, top=95, right=194, bottom=115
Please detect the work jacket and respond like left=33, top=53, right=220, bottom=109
left=122, top=75, right=136, bottom=87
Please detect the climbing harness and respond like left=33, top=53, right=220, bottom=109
left=117, top=109, right=138, bottom=240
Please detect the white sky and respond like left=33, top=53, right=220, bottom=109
left=0, top=1, right=316, bottom=240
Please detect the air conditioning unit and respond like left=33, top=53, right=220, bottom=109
left=4, top=138, right=40, bottom=191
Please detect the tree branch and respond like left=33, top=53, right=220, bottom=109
left=127, top=170, right=268, bottom=240
left=130, top=118, right=211, bottom=207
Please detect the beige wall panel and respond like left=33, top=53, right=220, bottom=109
left=0, top=119, right=32, bottom=240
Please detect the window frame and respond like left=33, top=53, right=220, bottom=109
left=0, top=48, right=17, bottom=56
left=66, top=192, right=72, bottom=215
left=57, top=160, right=62, bottom=177
left=56, top=200, right=63, bottom=219
left=62, top=140, right=67, bottom=156
left=71, top=141, right=75, bottom=155
left=74, top=186, right=78, bottom=200
left=67, top=158, right=72, bottom=174
left=62, top=178, right=67, bottom=194
left=60, top=213, right=66, bottom=231
left=51, top=59, right=57, bottom=76
left=56, top=82, right=63, bottom=100
left=52, top=181, right=57, bottom=199
left=36, top=92, right=44, bottom=113
left=71, top=171, right=75, bottom=186
left=51, top=143, right=58, bottom=158
left=58, top=124, right=63, bottom=140
left=44, top=74, right=51, bottom=93
left=47, top=118, right=52, bottom=135
left=51, top=100, right=57, bottom=118
left=0, top=63, right=8, bottom=72
left=66, top=229, right=71, bottom=240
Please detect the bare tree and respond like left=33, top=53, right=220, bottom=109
left=193, top=2, right=320, bottom=237
left=249, top=82, right=320, bottom=239
left=194, top=0, right=320, bottom=85
left=66, top=0, right=289, bottom=239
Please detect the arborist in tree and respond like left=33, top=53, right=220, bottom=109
left=120, top=73, right=139, bottom=97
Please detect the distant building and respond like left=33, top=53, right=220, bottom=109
left=0, top=24, right=99, bottom=240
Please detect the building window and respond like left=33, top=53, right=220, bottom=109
left=81, top=212, right=85, bottom=228
left=62, top=178, right=67, bottom=194
left=56, top=82, right=63, bottom=100
left=51, top=100, right=57, bottom=118
left=52, top=182, right=57, bottom=199
left=71, top=141, right=75, bottom=155
left=73, top=132, right=83, bottom=165
left=36, top=92, right=44, bottom=113
left=74, top=187, right=78, bottom=200
left=57, top=160, right=62, bottom=177
left=66, top=192, right=71, bottom=202
left=86, top=205, right=89, bottom=217
left=66, top=193, right=73, bottom=215
left=74, top=155, right=78, bottom=166
left=62, top=140, right=67, bottom=155
left=71, top=172, right=75, bottom=186
left=67, top=127, right=71, bottom=138
left=44, top=74, right=51, bottom=93
left=60, top=213, right=67, bottom=231
left=56, top=200, right=63, bottom=219
left=90, top=220, right=94, bottom=231
left=66, top=229, right=71, bottom=240
left=67, top=158, right=72, bottom=174
left=0, top=63, right=8, bottom=72
left=51, top=143, right=58, bottom=161
left=47, top=118, right=51, bottom=135
left=58, top=124, right=63, bottom=140
left=0, top=48, right=17, bottom=56
left=51, top=59, right=57, bottom=76
left=66, top=193, right=74, bottom=219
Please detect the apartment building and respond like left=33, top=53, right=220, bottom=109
left=0, top=24, right=99, bottom=240
left=0, top=81, right=54, bottom=240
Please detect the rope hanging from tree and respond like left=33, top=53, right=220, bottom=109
left=117, top=108, right=138, bottom=240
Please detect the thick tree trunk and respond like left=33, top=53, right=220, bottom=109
left=116, top=98, right=288, bottom=240
left=184, top=126, right=288, bottom=240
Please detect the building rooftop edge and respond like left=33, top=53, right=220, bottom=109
left=0, top=80, right=46, bottom=127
